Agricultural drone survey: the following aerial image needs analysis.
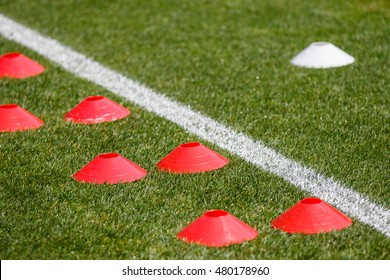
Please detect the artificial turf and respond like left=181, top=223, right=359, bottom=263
left=0, top=0, right=389, bottom=259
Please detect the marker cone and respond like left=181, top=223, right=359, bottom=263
left=65, top=96, right=130, bottom=124
left=0, top=52, right=45, bottom=78
left=271, top=197, right=352, bottom=234
left=157, top=142, right=228, bottom=173
left=0, top=104, right=44, bottom=132
left=177, top=210, right=258, bottom=247
left=73, top=153, right=147, bottom=184
left=291, top=42, right=355, bottom=68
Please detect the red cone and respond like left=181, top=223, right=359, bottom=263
left=73, top=153, right=147, bottom=184
left=177, top=210, right=258, bottom=247
left=65, top=96, right=130, bottom=124
left=0, top=52, right=45, bottom=78
left=271, top=197, right=352, bottom=234
left=157, top=142, right=228, bottom=173
left=0, top=104, right=44, bottom=132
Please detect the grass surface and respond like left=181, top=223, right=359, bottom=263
left=0, top=0, right=389, bottom=259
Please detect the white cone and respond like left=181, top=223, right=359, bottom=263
left=291, top=42, right=355, bottom=69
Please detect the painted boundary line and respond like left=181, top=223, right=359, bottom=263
left=0, top=14, right=389, bottom=237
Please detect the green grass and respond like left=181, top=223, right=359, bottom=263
left=0, top=0, right=389, bottom=259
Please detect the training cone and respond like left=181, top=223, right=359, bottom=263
left=0, top=52, right=45, bottom=78
left=271, top=197, right=352, bottom=234
left=157, top=142, right=228, bottom=173
left=290, top=42, right=355, bottom=68
left=73, top=153, right=147, bottom=184
left=177, top=210, right=258, bottom=247
left=0, top=104, right=44, bottom=132
left=65, top=96, right=130, bottom=124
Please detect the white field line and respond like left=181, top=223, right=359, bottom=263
left=0, top=14, right=389, bottom=237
